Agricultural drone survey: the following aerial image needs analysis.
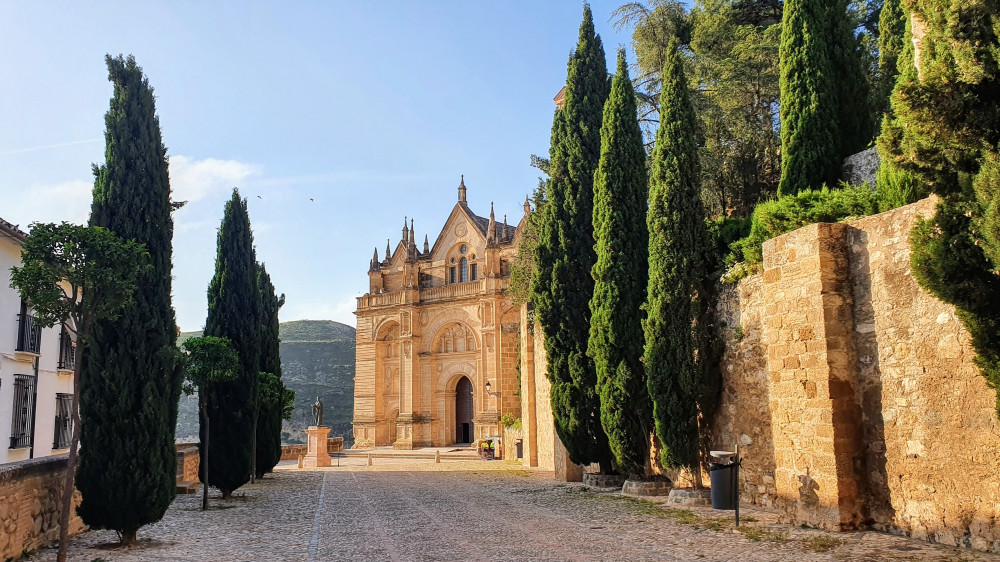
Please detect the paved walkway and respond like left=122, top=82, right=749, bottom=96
left=36, top=459, right=998, bottom=561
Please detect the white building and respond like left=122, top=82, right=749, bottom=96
left=0, top=217, right=74, bottom=464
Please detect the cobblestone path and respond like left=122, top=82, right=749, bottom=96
left=36, top=460, right=998, bottom=561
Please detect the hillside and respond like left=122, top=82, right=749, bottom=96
left=175, top=319, right=356, bottom=447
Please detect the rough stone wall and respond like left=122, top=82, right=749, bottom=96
left=848, top=198, right=1000, bottom=551
left=842, top=147, right=880, bottom=186
left=0, top=455, right=85, bottom=560
left=710, top=197, right=1000, bottom=552
left=710, top=275, right=777, bottom=507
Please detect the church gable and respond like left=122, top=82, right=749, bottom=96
left=428, top=204, right=487, bottom=262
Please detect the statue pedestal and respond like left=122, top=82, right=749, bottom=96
left=303, top=426, right=331, bottom=468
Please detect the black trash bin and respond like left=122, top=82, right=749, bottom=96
left=710, top=462, right=736, bottom=510
left=515, top=439, right=523, bottom=459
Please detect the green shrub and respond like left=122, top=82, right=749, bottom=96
left=499, top=413, right=522, bottom=431
left=727, top=184, right=879, bottom=279
left=875, top=163, right=928, bottom=213
left=706, top=216, right=751, bottom=273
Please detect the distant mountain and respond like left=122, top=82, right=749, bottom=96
left=175, top=319, right=356, bottom=447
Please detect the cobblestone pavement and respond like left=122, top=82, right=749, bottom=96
left=32, top=459, right=999, bottom=561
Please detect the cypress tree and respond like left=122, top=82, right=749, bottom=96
left=76, top=54, right=183, bottom=545
left=830, top=0, right=876, bottom=158
left=879, top=2, right=1000, bottom=417
left=778, top=0, right=874, bottom=195
left=874, top=0, right=905, bottom=121
left=532, top=4, right=613, bottom=472
left=255, top=263, right=285, bottom=478
left=644, top=38, right=713, bottom=471
left=778, top=0, right=838, bottom=196
left=587, top=49, right=651, bottom=479
left=203, top=189, right=260, bottom=497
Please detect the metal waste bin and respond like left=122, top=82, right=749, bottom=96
left=710, top=462, right=736, bottom=510
left=515, top=439, right=523, bottom=459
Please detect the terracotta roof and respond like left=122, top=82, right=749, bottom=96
left=0, top=216, right=27, bottom=244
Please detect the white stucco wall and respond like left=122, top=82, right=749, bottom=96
left=0, top=228, right=74, bottom=465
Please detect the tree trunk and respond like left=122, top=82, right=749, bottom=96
left=120, top=529, right=137, bottom=546
left=250, top=403, right=258, bottom=484
left=57, top=340, right=85, bottom=562
left=222, top=489, right=232, bottom=500
left=201, top=392, right=209, bottom=511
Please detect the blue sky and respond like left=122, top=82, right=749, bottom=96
left=0, top=1, right=638, bottom=331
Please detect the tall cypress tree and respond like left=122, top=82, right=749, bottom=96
left=587, top=49, right=651, bottom=479
left=644, top=38, right=713, bottom=471
left=778, top=0, right=874, bottom=195
left=255, top=263, right=285, bottom=478
left=880, top=2, right=1000, bottom=419
left=874, top=0, right=905, bottom=121
left=76, top=54, right=183, bottom=545
left=777, top=0, right=839, bottom=196
left=532, top=4, right=613, bottom=472
left=203, top=189, right=260, bottom=497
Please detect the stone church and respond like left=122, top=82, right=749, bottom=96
left=352, top=178, right=526, bottom=449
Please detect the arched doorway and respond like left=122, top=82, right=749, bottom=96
left=455, top=376, right=474, bottom=444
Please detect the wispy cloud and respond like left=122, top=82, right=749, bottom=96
left=170, top=155, right=262, bottom=203
left=0, top=138, right=102, bottom=157
left=10, top=179, right=93, bottom=226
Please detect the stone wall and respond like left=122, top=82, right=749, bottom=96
left=0, top=455, right=85, bottom=560
left=280, top=437, right=344, bottom=461
left=710, top=197, right=1000, bottom=552
left=176, top=444, right=200, bottom=488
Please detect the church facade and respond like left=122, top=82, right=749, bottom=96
left=352, top=178, right=525, bottom=449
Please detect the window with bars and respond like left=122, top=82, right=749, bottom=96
left=15, top=300, right=42, bottom=354
left=10, top=374, right=37, bottom=449
left=58, top=326, right=76, bottom=370
left=460, top=257, right=469, bottom=282
left=53, top=394, right=72, bottom=450
left=471, top=263, right=478, bottom=281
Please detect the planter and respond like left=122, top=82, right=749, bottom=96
left=622, top=479, right=672, bottom=497
left=583, top=473, right=626, bottom=488
left=665, top=487, right=712, bottom=507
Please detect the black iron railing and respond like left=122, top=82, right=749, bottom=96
left=53, top=393, right=72, bottom=450
left=15, top=313, right=42, bottom=354
left=58, top=328, right=76, bottom=370
left=10, top=374, right=37, bottom=449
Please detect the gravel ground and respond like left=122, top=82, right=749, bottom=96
left=28, top=459, right=999, bottom=561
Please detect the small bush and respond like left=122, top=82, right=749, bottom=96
left=726, top=184, right=879, bottom=280
left=875, top=162, right=928, bottom=213
left=499, top=413, right=522, bottom=431
left=707, top=215, right=751, bottom=273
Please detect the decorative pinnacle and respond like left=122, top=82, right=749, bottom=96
left=458, top=174, right=467, bottom=203
left=524, top=195, right=531, bottom=214
left=423, top=234, right=429, bottom=253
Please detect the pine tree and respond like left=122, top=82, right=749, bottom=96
left=587, top=49, right=652, bottom=479
left=879, top=2, right=1000, bottom=418
left=76, top=54, right=183, bottom=546
left=203, top=189, right=260, bottom=497
left=532, top=4, right=613, bottom=472
left=644, top=38, right=714, bottom=471
left=778, top=0, right=874, bottom=195
left=255, top=263, right=285, bottom=478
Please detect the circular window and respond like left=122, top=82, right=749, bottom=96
left=471, top=253, right=476, bottom=260
left=460, top=244, right=467, bottom=254
left=451, top=258, right=455, bottom=264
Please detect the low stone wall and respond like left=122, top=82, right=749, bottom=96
left=0, top=455, right=85, bottom=560
left=176, top=444, right=199, bottom=485
left=501, top=426, right=522, bottom=461
left=710, top=197, right=1000, bottom=552
left=280, top=437, right=344, bottom=461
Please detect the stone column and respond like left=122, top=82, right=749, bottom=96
left=761, top=223, right=865, bottom=530
left=303, top=426, right=332, bottom=468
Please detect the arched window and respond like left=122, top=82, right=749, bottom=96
left=460, top=257, right=469, bottom=282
